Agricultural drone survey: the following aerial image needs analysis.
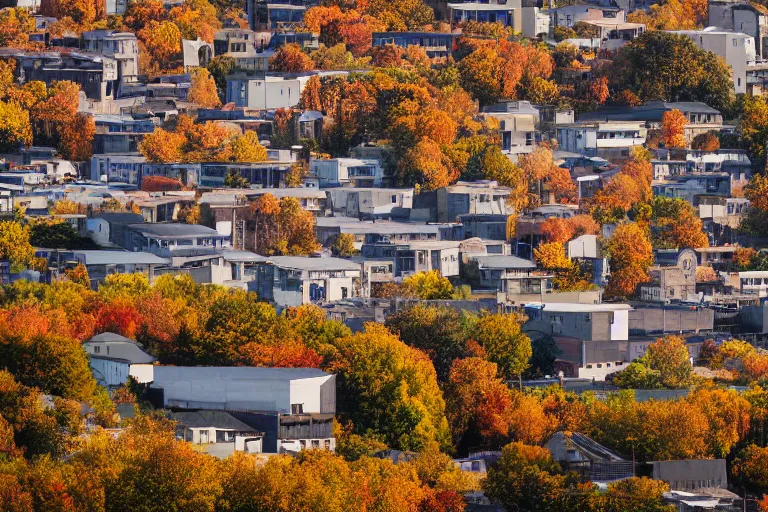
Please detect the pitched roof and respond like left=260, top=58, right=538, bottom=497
left=169, top=411, right=259, bottom=431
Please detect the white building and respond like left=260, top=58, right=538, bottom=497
left=145, top=366, right=336, bottom=414
left=226, top=71, right=349, bottom=110
left=556, top=121, right=646, bottom=159
left=83, top=332, right=156, bottom=388
left=253, top=256, right=362, bottom=309
left=310, top=158, right=384, bottom=188
left=673, top=28, right=756, bottom=94
left=524, top=303, right=633, bottom=381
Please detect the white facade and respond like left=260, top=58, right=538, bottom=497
left=147, top=366, right=336, bottom=414
left=227, top=75, right=307, bottom=109
left=522, top=7, right=551, bottom=39
left=556, top=122, right=646, bottom=155
left=310, top=158, right=384, bottom=187
left=673, top=28, right=756, bottom=94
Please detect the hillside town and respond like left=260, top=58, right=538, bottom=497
left=4, top=0, right=768, bottom=510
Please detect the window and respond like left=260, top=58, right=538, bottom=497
left=341, top=287, right=348, bottom=299
left=525, top=132, right=534, bottom=146
left=291, top=403, right=304, bottom=414
left=733, top=38, right=738, bottom=47
left=94, top=346, right=100, bottom=354
left=391, top=194, right=397, bottom=203
left=596, top=363, right=602, bottom=368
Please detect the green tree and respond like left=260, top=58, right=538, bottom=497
left=223, top=169, right=250, bottom=188
left=610, top=31, right=732, bottom=111
left=385, top=304, right=473, bottom=382
left=473, top=313, right=532, bottom=381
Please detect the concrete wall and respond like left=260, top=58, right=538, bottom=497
left=89, top=358, right=129, bottom=387
left=150, top=367, right=335, bottom=414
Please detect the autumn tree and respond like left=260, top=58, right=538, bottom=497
left=329, top=323, right=452, bottom=451
left=742, top=95, right=768, bottom=163
left=58, top=113, right=95, bottom=161
left=650, top=196, right=709, bottom=249
left=484, top=442, right=567, bottom=512
left=587, top=76, right=609, bottom=105
left=691, top=131, right=721, bottom=152
left=138, top=128, right=186, bottom=163
left=0, top=100, right=33, bottom=152
left=138, top=20, right=182, bottom=67
left=733, top=444, right=768, bottom=496
left=400, top=270, right=455, bottom=300
left=285, top=161, right=309, bottom=187
left=609, top=31, right=732, bottom=111
left=615, top=336, right=693, bottom=389
left=472, top=313, right=531, bottom=381
left=45, top=0, right=98, bottom=26
left=331, top=233, right=357, bottom=257
left=444, top=357, right=514, bottom=451
left=604, top=222, right=654, bottom=299
left=250, top=194, right=319, bottom=255
left=269, top=43, right=315, bottom=72
left=661, top=109, right=687, bottom=149
left=187, top=67, right=221, bottom=108
left=230, top=131, right=267, bottom=163
left=386, top=304, right=472, bottom=381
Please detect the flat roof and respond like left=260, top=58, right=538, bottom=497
left=66, top=250, right=170, bottom=266
left=448, top=3, right=516, bottom=10
left=153, top=365, right=331, bottom=380
left=126, top=223, right=225, bottom=239
left=528, top=303, right=633, bottom=312
left=473, top=255, right=536, bottom=269
left=266, top=256, right=361, bottom=271
left=222, top=250, right=268, bottom=263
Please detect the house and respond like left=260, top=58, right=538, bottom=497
left=246, top=0, right=307, bottom=30
left=556, top=121, right=646, bottom=160
left=709, top=0, right=768, bottom=58
left=170, top=410, right=262, bottom=448
left=546, top=431, right=634, bottom=483
left=253, top=256, right=362, bottom=308
left=412, top=181, right=512, bottom=223
left=85, top=212, right=145, bottom=247
left=0, top=49, right=119, bottom=111
left=673, top=28, right=755, bottom=94
left=50, top=250, right=170, bottom=287
left=269, top=31, right=319, bottom=51
left=226, top=72, right=345, bottom=110
left=145, top=366, right=335, bottom=413
left=361, top=240, right=461, bottom=278
left=550, top=5, right=625, bottom=27
left=579, top=20, right=645, bottom=51
left=121, top=223, right=231, bottom=284
left=197, top=161, right=292, bottom=188
left=457, top=214, right=512, bottom=241
left=310, top=158, right=384, bottom=188
left=523, top=302, right=633, bottom=380
left=214, top=27, right=273, bottom=71
left=93, top=115, right=156, bottom=154
left=89, top=154, right=146, bottom=185
left=640, top=249, right=698, bottom=303
left=325, top=188, right=413, bottom=219
left=580, top=101, right=730, bottom=143
left=568, top=234, right=609, bottom=285
left=522, top=4, right=552, bottom=39
left=447, top=0, right=522, bottom=30
left=83, top=332, right=156, bottom=388
left=144, top=365, right=336, bottom=453
left=701, top=198, right=749, bottom=246
left=469, top=253, right=539, bottom=288
left=372, top=32, right=458, bottom=58
left=81, top=30, right=141, bottom=97
left=314, top=218, right=449, bottom=249
left=482, top=101, right=539, bottom=160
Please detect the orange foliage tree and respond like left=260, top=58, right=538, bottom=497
left=187, top=68, right=221, bottom=108
left=269, top=43, right=315, bottom=72
left=604, top=222, right=654, bottom=298
left=662, top=108, right=688, bottom=149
